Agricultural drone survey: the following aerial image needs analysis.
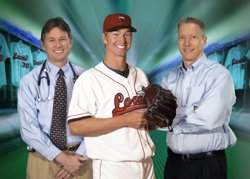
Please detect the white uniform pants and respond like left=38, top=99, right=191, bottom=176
left=92, top=157, right=155, bottom=179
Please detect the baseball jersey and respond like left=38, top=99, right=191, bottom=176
left=208, top=51, right=224, bottom=64
left=32, top=49, right=47, bottom=69
left=0, top=33, right=10, bottom=87
left=10, top=40, right=33, bottom=87
left=225, top=45, right=248, bottom=89
left=246, top=49, right=250, bottom=60
left=68, top=62, right=155, bottom=162
left=246, top=49, right=250, bottom=87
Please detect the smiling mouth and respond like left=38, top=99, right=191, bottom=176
left=183, top=48, right=193, bottom=52
left=53, top=50, right=63, bottom=53
left=116, top=45, right=126, bottom=49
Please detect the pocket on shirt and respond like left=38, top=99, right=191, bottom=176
left=187, top=86, right=204, bottom=106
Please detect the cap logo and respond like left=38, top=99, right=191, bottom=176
left=118, top=16, right=126, bottom=21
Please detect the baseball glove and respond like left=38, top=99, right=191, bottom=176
left=142, top=84, right=177, bottom=130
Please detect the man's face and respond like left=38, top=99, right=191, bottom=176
left=102, top=28, right=132, bottom=58
left=42, top=27, right=72, bottom=64
left=178, top=22, right=207, bottom=66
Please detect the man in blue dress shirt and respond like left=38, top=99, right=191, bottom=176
left=161, top=17, right=237, bottom=179
left=18, top=17, right=92, bottom=179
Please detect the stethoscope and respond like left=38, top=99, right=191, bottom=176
left=37, top=60, right=78, bottom=102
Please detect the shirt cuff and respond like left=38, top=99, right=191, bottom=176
left=172, top=125, right=182, bottom=134
left=176, top=106, right=193, bottom=116
left=42, top=147, right=61, bottom=161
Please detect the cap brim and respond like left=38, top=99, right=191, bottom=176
left=107, top=25, right=137, bottom=32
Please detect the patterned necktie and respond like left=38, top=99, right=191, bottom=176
left=50, top=69, right=67, bottom=150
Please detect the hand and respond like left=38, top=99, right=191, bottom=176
left=55, top=168, right=72, bottom=179
left=122, top=109, right=148, bottom=129
left=55, top=152, right=87, bottom=177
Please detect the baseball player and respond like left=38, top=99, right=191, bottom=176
left=68, top=13, right=155, bottom=179
left=225, top=44, right=247, bottom=89
left=10, top=40, right=33, bottom=87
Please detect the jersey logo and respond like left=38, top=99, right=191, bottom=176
left=118, top=16, right=126, bottom=22
left=232, top=57, right=246, bottom=65
left=13, top=53, right=28, bottom=61
left=112, top=93, right=146, bottom=116
left=33, top=60, right=43, bottom=65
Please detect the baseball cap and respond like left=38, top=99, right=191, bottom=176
left=103, top=13, right=137, bottom=32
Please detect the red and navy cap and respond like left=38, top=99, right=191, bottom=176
left=103, top=13, right=137, bottom=32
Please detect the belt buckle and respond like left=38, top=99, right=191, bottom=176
left=181, top=154, right=191, bottom=161
left=66, top=144, right=76, bottom=151
left=205, top=151, right=213, bottom=157
left=66, top=143, right=79, bottom=152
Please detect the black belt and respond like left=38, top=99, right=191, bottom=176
left=27, top=143, right=80, bottom=152
left=167, top=148, right=225, bottom=161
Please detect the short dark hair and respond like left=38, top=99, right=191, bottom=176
left=178, top=17, right=205, bottom=34
left=40, top=17, right=71, bottom=42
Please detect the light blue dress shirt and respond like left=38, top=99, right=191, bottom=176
left=161, top=54, right=237, bottom=154
left=18, top=60, right=86, bottom=161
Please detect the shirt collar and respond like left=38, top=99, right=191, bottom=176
left=102, top=61, right=130, bottom=78
left=45, top=60, right=70, bottom=77
left=179, top=53, right=207, bottom=75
